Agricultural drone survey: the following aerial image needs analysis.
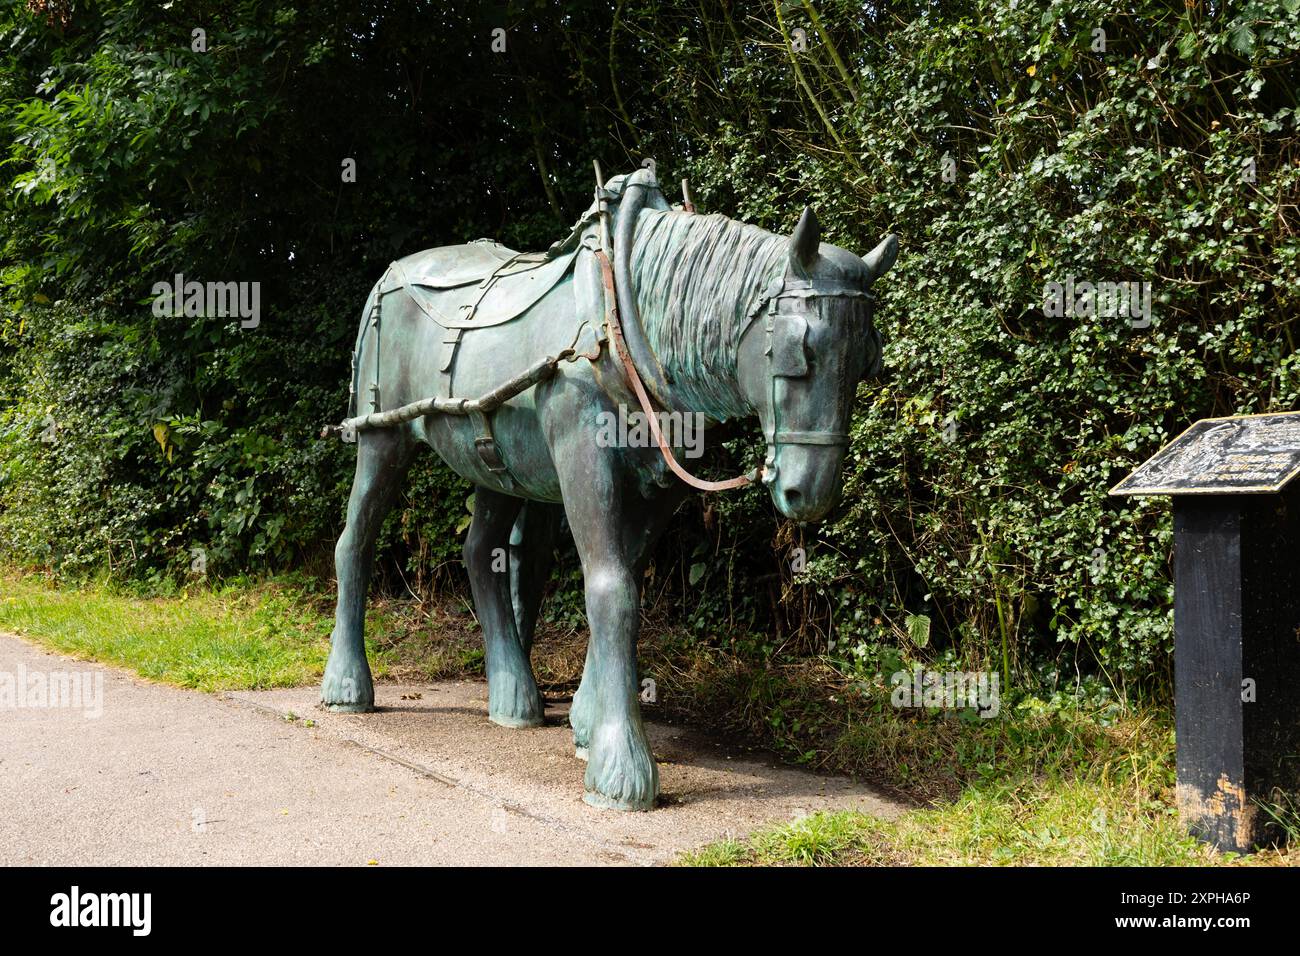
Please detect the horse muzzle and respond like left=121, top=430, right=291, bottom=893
left=764, top=439, right=848, bottom=522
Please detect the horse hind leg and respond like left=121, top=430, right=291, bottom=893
left=323, top=427, right=416, bottom=712
left=570, top=646, right=596, bottom=759
left=466, top=486, right=545, bottom=727
left=509, top=501, right=562, bottom=659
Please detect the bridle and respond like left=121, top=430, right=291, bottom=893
left=596, top=242, right=874, bottom=492
left=739, top=275, right=874, bottom=485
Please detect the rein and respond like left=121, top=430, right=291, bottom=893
left=592, top=190, right=871, bottom=493
left=594, top=248, right=759, bottom=492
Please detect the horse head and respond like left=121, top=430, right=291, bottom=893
left=737, top=207, right=897, bottom=522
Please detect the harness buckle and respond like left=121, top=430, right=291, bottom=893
left=474, top=435, right=509, bottom=473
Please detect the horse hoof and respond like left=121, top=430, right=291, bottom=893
left=321, top=651, right=374, bottom=712
left=583, top=721, right=658, bottom=811
left=583, top=789, right=654, bottom=812
left=489, top=712, right=544, bottom=729
left=323, top=701, right=372, bottom=714
left=569, top=688, right=595, bottom=752
left=487, top=673, right=545, bottom=728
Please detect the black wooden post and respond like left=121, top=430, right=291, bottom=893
left=1173, top=490, right=1300, bottom=850
left=1113, top=412, right=1300, bottom=852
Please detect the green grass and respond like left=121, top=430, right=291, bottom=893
left=672, top=694, right=1297, bottom=866
left=0, top=571, right=332, bottom=691
left=649, top=637, right=1297, bottom=866
left=0, top=568, right=495, bottom=692
left=679, top=784, right=1230, bottom=867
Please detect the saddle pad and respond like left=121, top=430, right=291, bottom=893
left=393, top=240, right=541, bottom=290
left=380, top=242, right=583, bottom=329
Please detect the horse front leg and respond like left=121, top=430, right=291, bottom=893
left=555, top=451, right=680, bottom=810
left=323, top=428, right=415, bottom=712
left=570, top=486, right=684, bottom=761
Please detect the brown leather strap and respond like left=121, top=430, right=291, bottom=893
left=594, top=249, right=758, bottom=492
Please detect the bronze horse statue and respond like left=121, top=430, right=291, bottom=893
left=321, top=167, right=897, bottom=810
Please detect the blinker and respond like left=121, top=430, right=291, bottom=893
left=770, top=312, right=808, bottom=378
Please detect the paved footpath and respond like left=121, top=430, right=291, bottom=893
left=0, top=632, right=901, bottom=866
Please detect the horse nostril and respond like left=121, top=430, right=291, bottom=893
left=784, top=488, right=803, bottom=506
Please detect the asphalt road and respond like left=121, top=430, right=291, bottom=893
left=0, top=631, right=900, bottom=866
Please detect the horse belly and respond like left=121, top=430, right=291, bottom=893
left=419, top=291, right=595, bottom=501
left=423, top=400, right=562, bottom=502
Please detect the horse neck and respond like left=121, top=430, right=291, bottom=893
left=640, top=302, right=750, bottom=424
left=633, top=211, right=782, bottom=424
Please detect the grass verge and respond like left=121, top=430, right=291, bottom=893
left=657, top=649, right=1296, bottom=866
left=0, top=570, right=330, bottom=691
left=0, top=568, right=550, bottom=691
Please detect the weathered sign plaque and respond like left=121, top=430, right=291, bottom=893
left=1112, top=412, right=1300, bottom=853
left=1110, top=411, right=1300, bottom=495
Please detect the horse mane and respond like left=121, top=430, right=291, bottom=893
left=629, top=208, right=789, bottom=419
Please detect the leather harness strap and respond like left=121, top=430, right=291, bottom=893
left=594, top=249, right=760, bottom=492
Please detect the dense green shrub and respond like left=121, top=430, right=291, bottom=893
left=644, top=0, right=1300, bottom=687
left=2, top=1, right=1297, bottom=693
left=0, top=0, right=614, bottom=583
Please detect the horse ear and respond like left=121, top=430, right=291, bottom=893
left=863, top=234, right=899, bottom=282
left=789, top=206, right=820, bottom=273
